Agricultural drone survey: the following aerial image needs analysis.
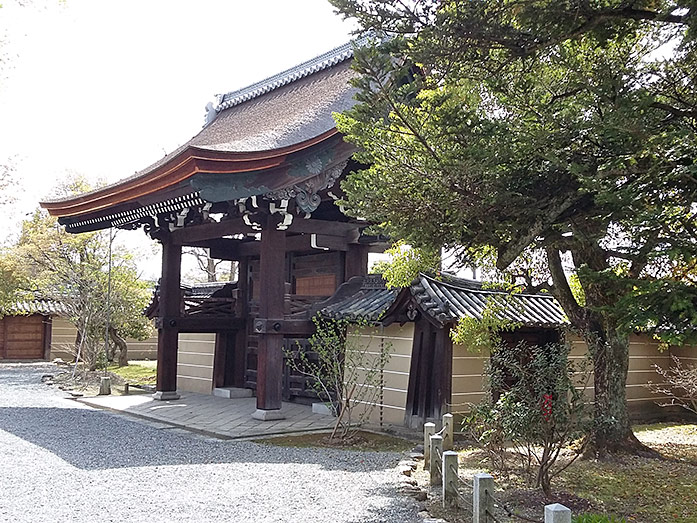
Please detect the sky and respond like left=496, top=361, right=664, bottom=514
left=0, top=0, right=357, bottom=278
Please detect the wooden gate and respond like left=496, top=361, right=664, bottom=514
left=0, top=314, right=50, bottom=360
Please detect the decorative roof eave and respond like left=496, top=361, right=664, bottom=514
left=41, top=128, right=342, bottom=220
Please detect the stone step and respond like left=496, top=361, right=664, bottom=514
left=212, top=387, right=253, bottom=399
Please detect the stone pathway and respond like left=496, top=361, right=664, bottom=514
left=79, top=391, right=336, bottom=439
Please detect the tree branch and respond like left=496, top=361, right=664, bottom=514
left=545, top=246, right=584, bottom=326
left=496, top=193, right=579, bottom=270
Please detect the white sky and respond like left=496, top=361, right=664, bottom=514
left=0, top=0, right=357, bottom=279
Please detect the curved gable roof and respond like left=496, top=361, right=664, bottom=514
left=41, top=39, right=363, bottom=223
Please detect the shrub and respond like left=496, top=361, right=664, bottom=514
left=647, top=354, right=697, bottom=416
left=464, top=341, right=591, bottom=496
left=285, top=315, right=391, bottom=440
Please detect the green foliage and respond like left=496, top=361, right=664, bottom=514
left=285, top=314, right=391, bottom=440
left=9, top=208, right=153, bottom=369
left=465, top=341, right=590, bottom=495
left=375, top=240, right=440, bottom=289
left=573, top=515, right=626, bottom=523
left=450, top=296, right=522, bottom=352
left=333, top=0, right=697, bottom=449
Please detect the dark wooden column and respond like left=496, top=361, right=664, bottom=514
left=154, top=240, right=182, bottom=400
left=232, top=257, right=249, bottom=387
left=345, top=244, right=369, bottom=279
left=253, top=217, right=286, bottom=420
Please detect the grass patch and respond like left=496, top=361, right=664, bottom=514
left=256, top=430, right=414, bottom=452
left=556, top=423, right=697, bottom=522
left=107, top=363, right=157, bottom=384
left=439, top=423, right=697, bottom=522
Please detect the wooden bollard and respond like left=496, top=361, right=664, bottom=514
left=442, top=450, right=458, bottom=507
left=429, top=433, right=443, bottom=487
left=423, top=422, right=435, bottom=469
left=442, top=413, right=454, bottom=451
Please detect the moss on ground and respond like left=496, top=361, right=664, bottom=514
left=107, top=363, right=156, bottom=384
left=255, top=430, right=414, bottom=452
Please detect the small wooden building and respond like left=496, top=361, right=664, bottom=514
left=0, top=300, right=58, bottom=360
left=41, top=40, right=384, bottom=420
left=318, top=273, right=689, bottom=428
left=0, top=299, right=158, bottom=362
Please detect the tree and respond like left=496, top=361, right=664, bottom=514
left=182, top=247, right=235, bottom=283
left=11, top=209, right=153, bottom=369
left=330, top=0, right=697, bottom=455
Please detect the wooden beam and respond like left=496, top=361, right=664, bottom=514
left=210, top=233, right=351, bottom=260
left=287, top=219, right=363, bottom=236
left=171, top=218, right=247, bottom=245
left=176, top=316, right=245, bottom=332
left=345, top=244, right=370, bottom=279
left=251, top=319, right=315, bottom=336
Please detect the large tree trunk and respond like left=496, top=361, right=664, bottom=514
left=109, top=326, right=129, bottom=367
left=583, top=319, right=659, bottom=457
left=546, top=246, right=658, bottom=457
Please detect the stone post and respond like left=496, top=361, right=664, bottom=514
left=442, top=413, right=454, bottom=451
left=473, top=473, right=495, bottom=523
left=429, top=433, right=443, bottom=486
left=442, top=450, right=458, bottom=507
left=423, top=422, right=435, bottom=469
left=545, top=503, right=572, bottom=523
left=98, top=376, right=111, bottom=395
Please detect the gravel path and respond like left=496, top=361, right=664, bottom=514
left=0, top=363, right=421, bottom=523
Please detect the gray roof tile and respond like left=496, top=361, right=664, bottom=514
left=320, top=273, right=568, bottom=327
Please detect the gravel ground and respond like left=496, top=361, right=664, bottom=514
left=0, top=363, right=422, bottom=523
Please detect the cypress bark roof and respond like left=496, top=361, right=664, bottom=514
left=40, top=39, right=364, bottom=231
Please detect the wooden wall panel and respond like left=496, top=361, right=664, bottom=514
left=0, top=315, right=46, bottom=360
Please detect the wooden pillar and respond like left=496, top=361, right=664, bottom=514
left=253, top=218, right=286, bottom=420
left=154, top=240, right=181, bottom=400
left=42, top=316, right=53, bottom=360
left=233, top=257, right=249, bottom=388
left=345, top=244, right=369, bottom=279
left=434, top=326, right=453, bottom=419
left=212, top=332, right=227, bottom=389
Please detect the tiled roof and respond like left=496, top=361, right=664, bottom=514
left=4, top=299, right=67, bottom=316
left=44, top=38, right=365, bottom=232
left=409, top=274, right=567, bottom=327
left=320, top=273, right=567, bottom=327
left=319, top=275, right=398, bottom=321
left=144, top=281, right=237, bottom=319
left=181, top=281, right=235, bottom=298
